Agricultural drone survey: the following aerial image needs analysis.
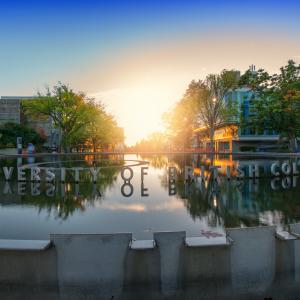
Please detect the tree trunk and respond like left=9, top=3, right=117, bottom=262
left=209, top=127, right=215, bottom=153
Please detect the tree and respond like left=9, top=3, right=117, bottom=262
left=197, top=70, right=239, bottom=152
left=84, top=102, right=124, bottom=152
left=23, top=83, right=100, bottom=152
left=131, top=132, right=169, bottom=152
left=239, top=60, right=300, bottom=152
left=164, top=70, right=238, bottom=152
left=163, top=95, right=196, bottom=151
left=23, top=83, right=124, bottom=153
left=0, top=122, right=46, bottom=148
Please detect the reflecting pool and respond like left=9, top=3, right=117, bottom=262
left=0, top=153, right=300, bottom=239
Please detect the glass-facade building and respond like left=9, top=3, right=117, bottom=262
left=194, top=88, right=280, bottom=152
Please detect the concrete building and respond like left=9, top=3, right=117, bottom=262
left=193, top=87, right=280, bottom=152
left=0, top=96, right=59, bottom=147
left=0, top=96, right=26, bottom=124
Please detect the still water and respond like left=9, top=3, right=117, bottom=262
left=0, top=153, right=300, bottom=239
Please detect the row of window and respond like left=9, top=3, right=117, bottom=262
left=240, top=128, right=278, bottom=136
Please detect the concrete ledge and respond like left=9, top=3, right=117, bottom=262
left=0, top=239, right=51, bottom=251
left=130, top=239, right=156, bottom=250
left=276, top=230, right=299, bottom=241
left=185, top=235, right=233, bottom=247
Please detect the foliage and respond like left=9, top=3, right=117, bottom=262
left=163, top=84, right=199, bottom=150
left=84, top=102, right=124, bottom=152
left=163, top=70, right=239, bottom=151
left=23, top=82, right=124, bottom=152
left=130, top=132, right=169, bottom=152
left=239, top=60, right=300, bottom=152
left=0, top=122, right=46, bottom=148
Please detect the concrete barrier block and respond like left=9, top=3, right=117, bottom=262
left=227, top=226, right=276, bottom=293
left=182, top=241, right=231, bottom=285
left=288, top=224, right=300, bottom=282
left=124, top=244, right=160, bottom=292
left=0, top=247, right=57, bottom=286
left=274, top=238, right=296, bottom=284
left=51, top=233, right=131, bottom=298
left=154, top=231, right=185, bottom=296
left=295, top=240, right=300, bottom=282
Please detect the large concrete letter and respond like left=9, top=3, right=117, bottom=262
left=2, top=167, right=14, bottom=180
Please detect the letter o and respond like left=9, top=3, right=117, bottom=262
left=281, top=163, right=291, bottom=175
left=121, top=167, right=134, bottom=181
left=121, top=182, right=134, bottom=197
left=282, top=177, right=291, bottom=189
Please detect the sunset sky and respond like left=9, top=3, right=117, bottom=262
left=0, top=0, right=300, bottom=145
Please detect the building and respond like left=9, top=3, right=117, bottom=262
left=0, top=96, right=26, bottom=124
left=193, top=87, right=280, bottom=152
left=0, top=96, right=59, bottom=147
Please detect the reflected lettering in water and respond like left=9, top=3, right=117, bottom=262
left=0, top=154, right=300, bottom=239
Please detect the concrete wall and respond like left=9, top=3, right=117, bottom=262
left=0, top=98, right=20, bottom=125
left=1, top=226, right=300, bottom=299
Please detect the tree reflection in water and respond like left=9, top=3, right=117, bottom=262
left=0, top=155, right=123, bottom=220
left=154, top=153, right=300, bottom=229
left=1, top=154, right=300, bottom=227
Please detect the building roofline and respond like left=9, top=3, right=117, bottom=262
left=0, top=96, right=36, bottom=100
left=193, top=121, right=238, bottom=133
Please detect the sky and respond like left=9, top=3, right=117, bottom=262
left=0, top=0, right=300, bottom=145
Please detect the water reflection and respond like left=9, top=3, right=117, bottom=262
left=0, top=154, right=300, bottom=238
left=143, top=154, right=300, bottom=229
left=0, top=155, right=123, bottom=220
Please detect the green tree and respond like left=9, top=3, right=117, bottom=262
left=23, top=83, right=95, bottom=152
left=197, top=70, right=239, bottom=152
left=85, top=102, right=124, bottom=152
left=163, top=89, right=197, bottom=151
left=0, top=122, right=46, bottom=148
left=131, top=131, right=168, bottom=152
left=239, top=60, right=300, bottom=152
left=164, top=70, right=238, bottom=152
